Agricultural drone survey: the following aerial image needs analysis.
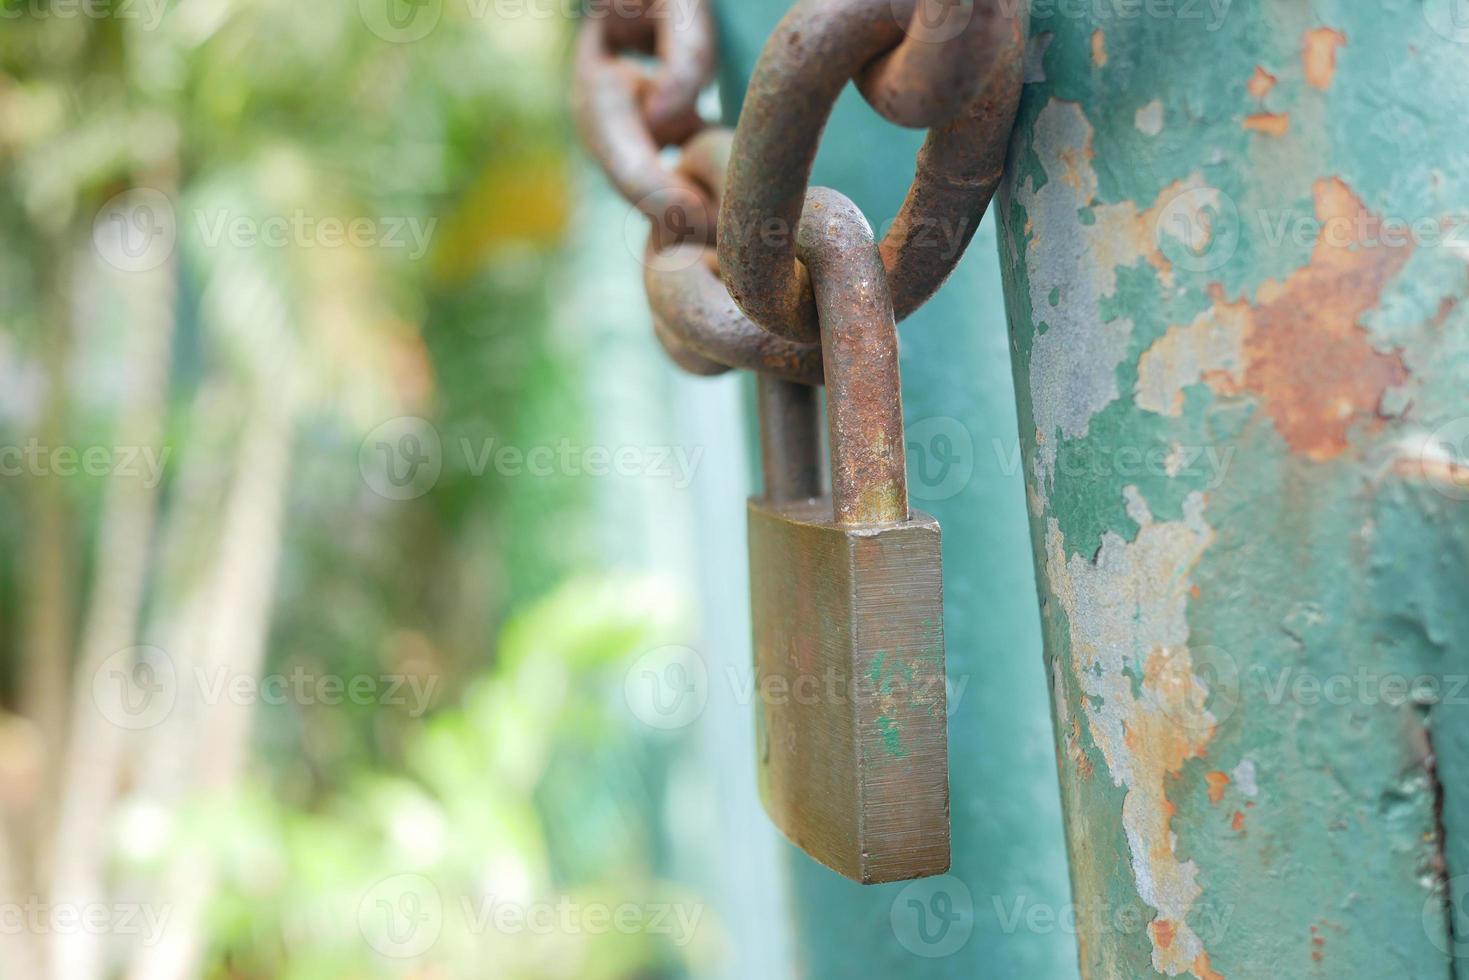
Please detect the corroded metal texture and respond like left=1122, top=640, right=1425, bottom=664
left=571, top=4, right=717, bottom=245
left=998, top=4, right=1469, bottom=977
left=643, top=127, right=827, bottom=383
left=748, top=496, right=949, bottom=884
left=797, top=187, right=908, bottom=526
left=718, top=0, right=1027, bottom=342
left=643, top=241, right=826, bottom=383
left=757, top=376, right=823, bottom=503
left=857, top=0, right=1021, bottom=128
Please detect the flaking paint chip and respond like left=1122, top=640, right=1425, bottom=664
left=1136, top=100, right=1164, bottom=136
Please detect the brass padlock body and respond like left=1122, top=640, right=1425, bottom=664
left=746, top=189, right=950, bottom=884
left=749, top=496, right=949, bottom=884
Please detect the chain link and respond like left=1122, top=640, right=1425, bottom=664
left=572, top=0, right=1025, bottom=381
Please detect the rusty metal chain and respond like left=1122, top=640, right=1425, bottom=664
left=572, top=0, right=1027, bottom=383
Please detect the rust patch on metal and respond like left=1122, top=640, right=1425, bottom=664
left=1091, top=29, right=1107, bottom=67
left=1247, top=66, right=1277, bottom=100
left=1243, top=112, right=1290, bottom=137
left=1430, top=294, right=1459, bottom=329
left=1194, top=952, right=1225, bottom=980
left=1046, top=493, right=1220, bottom=977
left=1055, top=659, right=1097, bottom=779
left=1231, top=810, right=1246, bottom=832
left=1139, top=179, right=1412, bottom=459
left=1303, top=28, right=1347, bottom=91
left=1241, top=177, right=1412, bottom=460
left=1103, top=175, right=1220, bottom=287
left=1205, top=771, right=1229, bottom=804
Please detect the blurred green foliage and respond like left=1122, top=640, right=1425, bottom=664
left=124, top=579, right=711, bottom=979
left=0, top=3, right=708, bottom=977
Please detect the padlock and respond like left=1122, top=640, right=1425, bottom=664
left=747, top=189, right=949, bottom=884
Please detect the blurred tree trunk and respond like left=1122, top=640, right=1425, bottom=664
left=21, top=233, right=77, bottom=808
left=7, top=230, right=78, bottom=980
left=125, top=391, right=295, bottom=980
left=47, top=192, right=177, bottom=980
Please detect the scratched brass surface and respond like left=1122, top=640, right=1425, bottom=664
left=748, top=495, right=949, bottom=884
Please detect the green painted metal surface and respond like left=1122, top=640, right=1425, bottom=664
left=719, top=3, right=1077, bottom=976
left=996, top=2, right=1469, bottom=976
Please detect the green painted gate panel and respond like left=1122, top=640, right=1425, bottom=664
left=719, top=4, right=1077, bottom=976
left=996, top=2, right=1469, bottom=977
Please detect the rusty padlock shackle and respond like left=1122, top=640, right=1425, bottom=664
left=798, top=188, right=910, bottom=526
left=754, top=188, right=910, bottom=528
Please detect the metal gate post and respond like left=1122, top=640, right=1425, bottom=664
left=718, top=3, right=1077, bottom=977
left=997, top=3, right=1469, bottom=977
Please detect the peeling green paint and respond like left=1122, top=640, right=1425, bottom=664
left=1000, top=2, right=1469, bottom=977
